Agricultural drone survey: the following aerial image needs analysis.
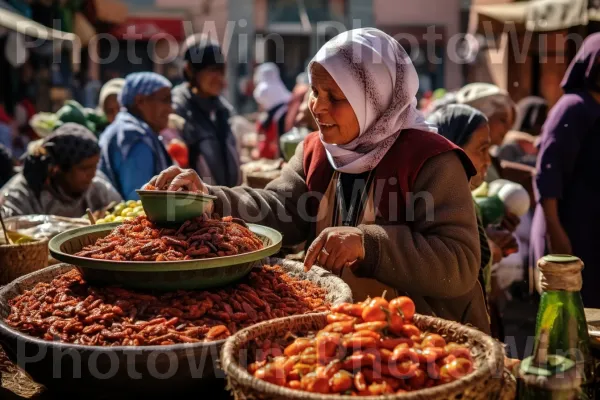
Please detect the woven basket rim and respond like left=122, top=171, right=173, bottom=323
left=0, top=238, right=49, bottom=251
left=221, top=313, right=505, bottom=400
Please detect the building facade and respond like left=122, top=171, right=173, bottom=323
left=146, top=0, right=465, bottom=104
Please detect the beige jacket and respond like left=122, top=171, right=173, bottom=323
left=208, top=143, right=490, bottom=333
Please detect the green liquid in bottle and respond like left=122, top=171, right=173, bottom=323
left=530, top=255, right=595, bottom=399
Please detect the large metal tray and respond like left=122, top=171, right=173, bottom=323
left=48, top=222, right=282, bottom=290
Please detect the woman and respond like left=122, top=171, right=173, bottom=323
left=253, top=63, right=292, bottom=159
left=98, top=72, right=173, bottom=201
left=151, top=29, right=489, bottom=332
left=428, top=104, right=517, bottom=339
left=496, top=96, right=547, bottom=166
left=513, top=96, right=548, bottom=136
left=98, top=78, right=125, bottom=125
left=1, top=123, right=121, bottom=217
left=172, top=35, right=240, bottom=187
left=531, top=33, right=600, bottom=306
left=455, top=83, right=515, bottom=147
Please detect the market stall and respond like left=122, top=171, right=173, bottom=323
left=2, top=183, right=590, bottom=399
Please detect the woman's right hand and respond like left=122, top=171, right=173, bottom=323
left=486, top=227, right=519, bottom=258
left=147, top=166, right=208, bottom=193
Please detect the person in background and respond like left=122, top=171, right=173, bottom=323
left=283, top=72, right=310, bottom=133
left=98, top=78, right=125, bottom=125
left=1, top=123, right=121, bottom=217
left=98, top=72, right=173, bottom=201
left=172, top=34, right=240, bottom=187
left=531, top=33, right=600, bottom=307
left=150, top=28, right=489, bottom=333
left=428, top=104, right=518, bottom=339
left=0, top=96, right=15, bottom=152
left=454, top=83, right=516, bottom=183
left=513, top=96, right=548, bottom=135
left=497, top=96, right=547, bottom=167
left=253, top=63, right=292, bottom=159
left=455, top=83, right=515, bottom=147
left=0, top=144, right=15, bottom=188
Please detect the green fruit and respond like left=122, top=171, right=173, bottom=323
left=133, top=206, right=144, bottom=213
left=96, top=218, right=106, bottom=224
left=113, top=203, right=126, bottom=214
left=120, top=208, right=133, bottom=216
left=124, top=217, right=134, bottom=221
left=104, top=215, right=115, bottom=222
left=126, top=200, right=137, bottom=207
left=123, top=212, right=136, bottom=218
left=475, top=195, right=505, bottom=226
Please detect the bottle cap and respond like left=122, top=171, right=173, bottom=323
left=538, top=255, right=583, bottom=292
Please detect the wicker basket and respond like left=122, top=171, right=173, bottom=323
left=222, top=313, right=507, bottom=400
left=0, top=240, right=49, bottom=286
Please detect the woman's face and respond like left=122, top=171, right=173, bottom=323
left=308, top=63, right=360, bottom=145
left=55, top=154, right=100, bottom=196
left=134, top=87, right=173, bottom=133
left=103, top=94, right=120, bottom=124
left=462, top=123, right=492, bottom=190
left=487, top=107, right=514, bottom=146
left=193, top=65, right=226, bottom=97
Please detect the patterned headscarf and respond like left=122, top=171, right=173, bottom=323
left=119, top=72, right=172, bottom=108
left=455, top=83, right=515, bottom=119
left=23, top=123, right=100, bottom=196
left=309, top=28, right=437, bottom=174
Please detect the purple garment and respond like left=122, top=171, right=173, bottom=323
left=530, top=91, right=600, bottom=307
left=561, top=33, right=600, bottom=93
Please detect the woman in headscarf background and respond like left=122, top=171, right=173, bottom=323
left=98, top=72, right=173, bottom=201
left=531, top=33, right=600, bottom=306
left=172, top=34, right=241, bottom=187
left=497, top=96, right=548, bottom=167
left=428, top=104, right=518, bottom=339
left=149, top=28, right=489, bottom=332
left=1, top=123, right=121, bottom=217
left=98, top=78, right=125, bottom=125
left=252, top=62, right=292, bottom=159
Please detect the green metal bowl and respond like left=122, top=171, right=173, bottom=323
left=48, top=222, right=282, bottom=290
left=136, top=190, right=217, bottom=224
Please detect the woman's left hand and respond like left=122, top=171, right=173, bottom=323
left=304, top=227, right=365, bottom=274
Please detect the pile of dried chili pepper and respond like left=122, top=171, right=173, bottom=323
left=74, top=215, right=263, bottom=261
left=5, top=265, right=329, bottom=346
left=248, top=296, right=475, bottom=395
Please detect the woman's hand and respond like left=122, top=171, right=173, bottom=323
left=304, top=227, right=365, bottom=274
left=486, top=227, right=519, bottom=258
left=147, top=166, right=208, bottom=193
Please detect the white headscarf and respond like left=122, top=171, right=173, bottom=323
left=456, top=83, right=515, bottom=119
left=310, top=28, right=436, bottom=174
left=253, top=62, right=292, bottom=112
left=98, top=78, right=125, bottom=110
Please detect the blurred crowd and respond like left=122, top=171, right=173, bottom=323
left=1, top=30, right=600, bottom=340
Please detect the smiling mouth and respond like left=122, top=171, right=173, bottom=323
left=318, top=122, right=336, bottom=128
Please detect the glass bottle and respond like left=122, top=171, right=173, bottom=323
left=533, top=255, right=594, bottom=399
left=518, top=329, right=583, bottom=399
